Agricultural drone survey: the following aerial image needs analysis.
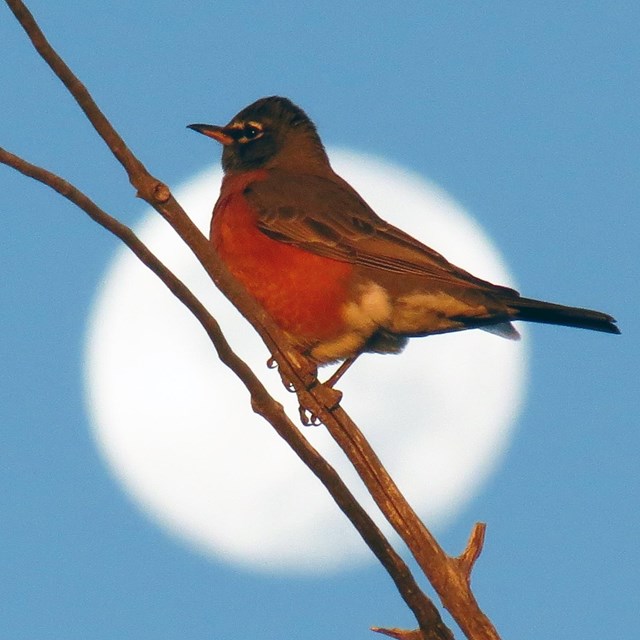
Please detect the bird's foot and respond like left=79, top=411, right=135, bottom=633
left=266, top=353, right=318, bottom=393
left=298, top=385, right=343, bottom=426
left=266, top=352, right=343, bottom=425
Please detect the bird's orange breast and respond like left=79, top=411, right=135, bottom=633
left=211, top=172, right=353, bottom=346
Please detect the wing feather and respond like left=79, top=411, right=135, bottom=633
left=246, top=171, right=518, bottom=296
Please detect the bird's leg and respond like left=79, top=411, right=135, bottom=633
left=322, top=356, right=358, bottom=389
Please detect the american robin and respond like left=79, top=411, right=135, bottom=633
left=188, top=96, right=619, bottom=385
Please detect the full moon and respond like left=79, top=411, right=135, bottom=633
left=84, top=149, right=527, bottom=574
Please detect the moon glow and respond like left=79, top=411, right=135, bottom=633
left=84, top=149, right=527, bottom=573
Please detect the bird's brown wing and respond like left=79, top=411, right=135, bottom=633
left=245, top=171, right=519, bottom=296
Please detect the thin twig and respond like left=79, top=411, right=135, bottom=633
left=372, top=627, right=426, bottom=640
left=457, top=524, right=487, bottom=581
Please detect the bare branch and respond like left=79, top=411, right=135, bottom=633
left=0, top=144, right=451, bottom=640
left=5, top=0, right=148, bottom=185
left=299, top=398, right=498, bottom=640
left=4, top=1, right=502, bottom=638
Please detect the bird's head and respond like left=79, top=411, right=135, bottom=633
left=188, top=96, right=330, bottom=174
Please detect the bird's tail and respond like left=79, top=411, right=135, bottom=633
left=507, top=296, right=620, bottom=334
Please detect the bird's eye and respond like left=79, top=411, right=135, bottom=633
left=237, top=122, right=264, bottom=143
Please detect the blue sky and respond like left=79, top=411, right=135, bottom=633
left=1, top=2, right=637, bottom=639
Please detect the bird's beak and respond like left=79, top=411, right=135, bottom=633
left=187, top=123, right=234, bottom=145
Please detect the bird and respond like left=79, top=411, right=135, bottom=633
left=188, top=96, right=619, bottom=386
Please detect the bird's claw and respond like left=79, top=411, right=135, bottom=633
left=266, top=354, right=318, bottom=393
left=299, top=405, right=322, bottom=426
left=266, top=355, right=298, bottom=391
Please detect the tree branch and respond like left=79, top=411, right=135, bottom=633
left=295, top=396, right=497, bottom=639
left=0, top=145, right=451, bottom=639
left=3, top=1, right=502, bottom=638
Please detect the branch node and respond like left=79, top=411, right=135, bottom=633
left=152, top=180, right=171, bottom=203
